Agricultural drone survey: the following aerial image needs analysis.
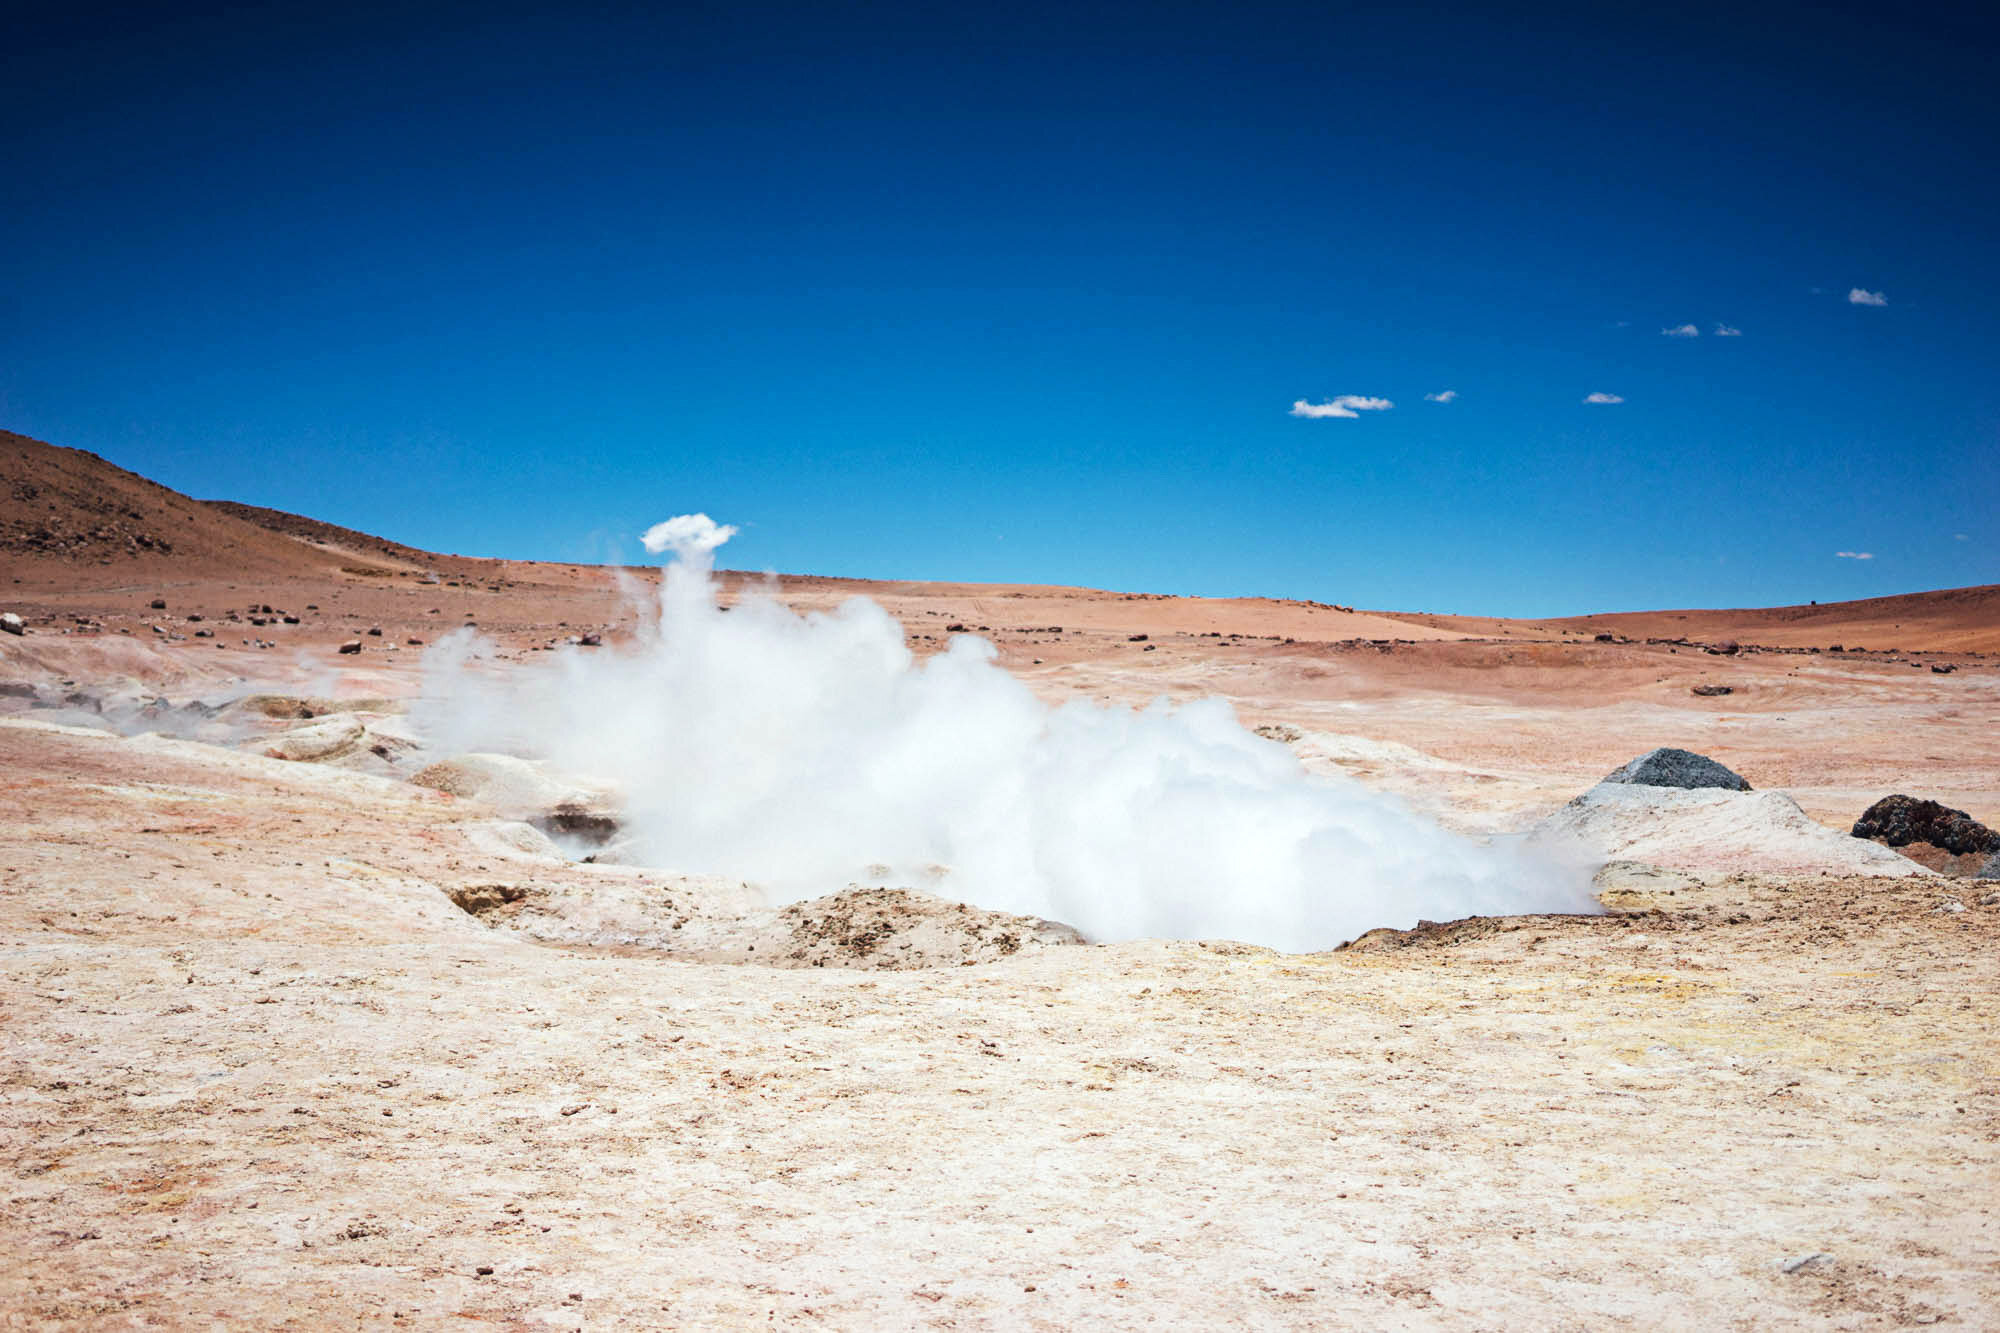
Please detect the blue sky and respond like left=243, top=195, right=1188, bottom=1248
left=4, top=1, right=1994, bottom=615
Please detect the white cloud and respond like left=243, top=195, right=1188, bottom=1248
left=1848, top=288, right=1888, bottom=306
left=1715, top=323, right=1742, bottom=336
left=1290, top=395, right=1394, bottom=419
left=1836, top=550, right=1874, bottom=560
left=642, top=513, right=738, bottom=557
left=1423, top=389, right=1458, bottom=403
left=1953, top=533, right=1968, bottom=541
left=1583, top=392, right=1624, bottom=405
left=1662, top=323, right=1699, bottom=338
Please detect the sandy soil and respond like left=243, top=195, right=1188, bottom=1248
left=4, top=429, right=1999, bottom=1327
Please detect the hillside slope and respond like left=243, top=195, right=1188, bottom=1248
left=0, top=430, right=352, bottom=579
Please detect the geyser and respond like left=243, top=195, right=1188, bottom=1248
left=413, top=516, right=1595, bottom=950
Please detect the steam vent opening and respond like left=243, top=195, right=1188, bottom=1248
left=410, top=514, right=1601, bottom=956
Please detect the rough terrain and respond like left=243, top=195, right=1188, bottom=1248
left=3, top=430, right=1997, bottom=1327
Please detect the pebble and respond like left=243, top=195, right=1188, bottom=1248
left=1780, top=1252, right=1831, bottom=1273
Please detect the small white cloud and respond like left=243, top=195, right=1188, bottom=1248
left=1423, top=389, right=1458, bottom=403
left=1290, top=395, right=1394, bottom=419
left=1836, top=550, right=1874, bottom=560
left=642, top=513, right=738, bottom=557
left=1954, top=533, right=1968, bottom=541
left=1714, top=323, right=1742, bottom=336
left=1848, top=288, right=1888, bottom=306
left=1583, top=392, right=1624, bottom=405
left=1662, top=323, right=1699, bottom=338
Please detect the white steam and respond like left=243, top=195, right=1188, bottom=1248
left=414, top=515, right=1595, bottom=950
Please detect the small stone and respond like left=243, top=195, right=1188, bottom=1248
left=149, top=598, right=166, bottom=609
left=367, top=627, right=382, bottom=636
left=1690, top=684, right=1733, bottom=697
left=476, top=1265, right=494, bottom=1276
left=337, top=641, right=362, bottom=655
left=0, top=613, right=24, bottom=636
left=1780, top=1252, right=1831, bottom=1274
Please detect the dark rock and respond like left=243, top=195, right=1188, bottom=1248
left=1594, top=632, right=1615, bottom=642
left=0, top=613, right=23, bottom=636
left=1690, top=684, right=1734, bottom=697
left=149, top=598, right=166, bottom=609
left=1852, top=795, right=2000, bottom=857
left=366, top=627, right=382, bottom=636
left=1128, top=634, right=1149, bottom=642
left=1601, top=747, right=1751, bottom=792
left=1932, top=664, right=1955, bottom=674
left=337, top=640, right=362, bottom=655
left=577, top=633, right=601, bottom=647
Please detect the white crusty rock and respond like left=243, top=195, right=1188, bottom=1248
left=1534, top=782, right=1934, bottom=878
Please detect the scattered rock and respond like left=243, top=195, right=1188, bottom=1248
left=337, top=640, right=362, bottom=655
left=1253, top=723, right=1303, bottom=744
left=149, top=598, right=166, bottom=609
left=1601, top=747, right=1751, bottom=792
left=1, top=613, right=23, bottom=635
left=1780, top=1253, right=1831, bottom=1274
left=1931, top=663, right=1955, bottom=674
left=577, top=633, right=601, bottom=647
left=366, top=627, right=382, bottom=636
left=1690, top=684, right=1733, bottom=697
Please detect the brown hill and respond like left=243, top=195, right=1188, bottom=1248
left=4, top=426, right=1992, bottom=652
left=0, top=430, right=357, bottom=581
left=1539, top=586, right=2000, bottom=654
left=205, top=499, right=439, bottom=570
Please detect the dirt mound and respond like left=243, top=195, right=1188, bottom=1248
left=1602, top=747, right=1751, bottom=791
left=1852, top=794, right=2000, bottom=856
left=1853, top=794, right=2000, bottom=878
left=1534, top=782, right=1932, bottom=878
left=765, top=886, right=1086, bottom=969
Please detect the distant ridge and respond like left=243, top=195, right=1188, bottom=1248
left=2, top=427, right=1992, bottom=650
left=205, top=499, right=438, bottom=569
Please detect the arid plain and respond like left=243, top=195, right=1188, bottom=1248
left=3, top=432, right=1996, bottom=1328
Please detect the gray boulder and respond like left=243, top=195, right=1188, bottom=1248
left=1601, top=747, right=1751, bottom=792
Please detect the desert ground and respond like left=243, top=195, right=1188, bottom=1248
left=3, top=431, right=1997, bottom=1328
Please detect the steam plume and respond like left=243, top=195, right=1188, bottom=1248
left=414, top=516, right=1594, bottom=950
